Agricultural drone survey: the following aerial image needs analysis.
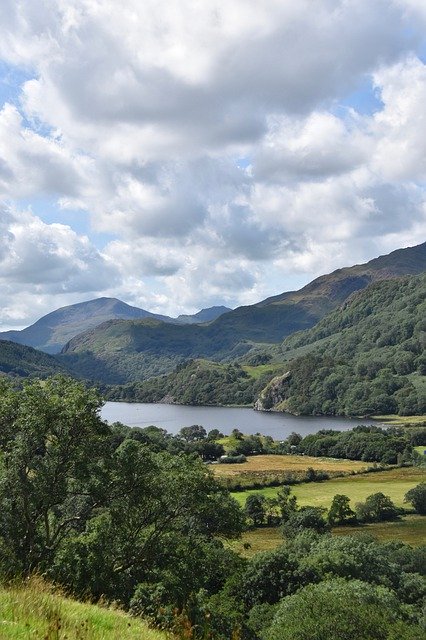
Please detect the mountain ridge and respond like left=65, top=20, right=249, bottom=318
left=0, top=299, right=232, bottom=354
left=60, top=241, right=426, bottom=384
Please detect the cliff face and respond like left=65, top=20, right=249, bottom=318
left=254, top=371, right=291, bottom=411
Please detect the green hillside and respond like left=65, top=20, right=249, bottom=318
left=256, top=274, right=426, bottom=415
left=60, top=318, right=245, bottom=384
left=210, top=239, right=426, bottom=343
left=0, top=579, right=166, bottom=640
left=105, top=358, right=285, bottom=404
left=0, top=340, right=66, bottom=378
left=120, top=274, right=426, bottom=413
left=59, top=242, right=426, bottom=384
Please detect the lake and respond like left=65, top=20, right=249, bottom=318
left=101, top=402, right=378, bottom=440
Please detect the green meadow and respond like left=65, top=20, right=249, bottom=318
left=231, top=466, right=426, bottom=509
left=231, top=514, right=426, bottom=557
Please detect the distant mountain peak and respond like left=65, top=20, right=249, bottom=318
left=0, top=298, right=233, bottom=354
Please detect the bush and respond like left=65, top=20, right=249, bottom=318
left=218, top=454, right=247, bottom=464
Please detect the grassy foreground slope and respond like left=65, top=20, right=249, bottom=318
left=0, top=580, right=167, bottom=640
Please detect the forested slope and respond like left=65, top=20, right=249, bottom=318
left=104, top=359, right=283, bottom=405
left=0, top=340, right=67, bottom=378
left=256, top=274, right=426, bottom=415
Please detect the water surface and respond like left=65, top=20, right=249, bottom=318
left=101, top=402, right=377, bottom=440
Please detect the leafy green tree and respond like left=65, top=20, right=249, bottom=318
left=207, top=429, right=224, bottom=441
left=355, top=492, right=400, bottom=523
left=275, top=486, right=298, bottom=522
left=53, top=440, right=244, bottom=601
left=267, top=578, right=401, bottom=640
left=286, top=432, right=302, bottom=447
left=299, top=535, right=401, bottom=589
left=404, top=482, right=426, bottom=515
left=328, top=494, right=355, bottom=526
left=236, top=546, right=314, bottom=609
left=245, top=494, right=266, bottom=527
left=178, top=424, right=207, bottom=442
left=0, top=376, right=109, bottom=574
left=283, top=507, right=330, bottom=536
left=192, top=440, right=225, bottom=461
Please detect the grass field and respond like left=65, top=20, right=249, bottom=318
left=414, top=445, right=426, bottom=456
left=231, top=466, right=426, bottom=509
left=0, top=578, right=167, bottom=639
left=213, top=454, right=369, bottom=477
left=374, top=414, right=426, bottom=427
left=230, top=515, right=426, bottom=557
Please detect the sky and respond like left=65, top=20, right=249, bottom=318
left=0, top=0, right=425, bottom=330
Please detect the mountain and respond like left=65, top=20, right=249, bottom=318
left=59, top=241, right=426, bottom=384
left=209, top=240, right=426, bottom=343
left=0, top=340, right=67, bottom=378
left=0, top=300, right=232, bottom=354
left=0, top=298, right=171, bottom=354
left=175, top=306, right=232, bottom=324
left=255, top=273, right=426, bottom=416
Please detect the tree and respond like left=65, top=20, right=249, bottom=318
left=286, top=432, right=302, bottom=447
left=267, top=578, right=401, bottom=640
left=275, top=486, right=298, bottom=522
left=283, top=507, right=330, bottom=536
left=0, top=376, right=245, bottom=610
left=404, top=482, right=426, bottom=515
left=53, top=440, right=244, bottom=602
left=178, top=424, right=207, bottom=442
left=193, top=440, right=225, bottom=461
left=328, top=494, right=355, bottom=526
left=237, top=546, right=312, bottom=609
left=207, top=429, right=224, bottom=441
left=0, top=376, right=109, bottom=574
left=356, top=492, right=400, bottom=523
left=245, top=494, right=266, bottom=527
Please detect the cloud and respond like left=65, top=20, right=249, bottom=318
left=0, top=103, right=93, bottom=199
left=1, top=0, right=413, bottom=157
left=371, top=56, right=426, bottom=181
left=0, top=203, right=121, bottom=327
left=253, top=112, right=370, bottom=183
left=0, top=2, right=425, bottom=327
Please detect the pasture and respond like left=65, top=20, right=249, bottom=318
left=213, top=454, right=370, bottom=477
left=231, top=515, right=426, bottom=557
left=231, top=466, right=426, bottom=509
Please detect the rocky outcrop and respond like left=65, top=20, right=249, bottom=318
left=254, top=371, right=291, bottom=411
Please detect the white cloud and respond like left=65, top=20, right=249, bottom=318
left=0, top=203, right=120, bottom=327
left=371, top=56, right=426, bottom=181
left=0, top=103, right=93, bottom=199
left=0, top=2, right=425, bottom=327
